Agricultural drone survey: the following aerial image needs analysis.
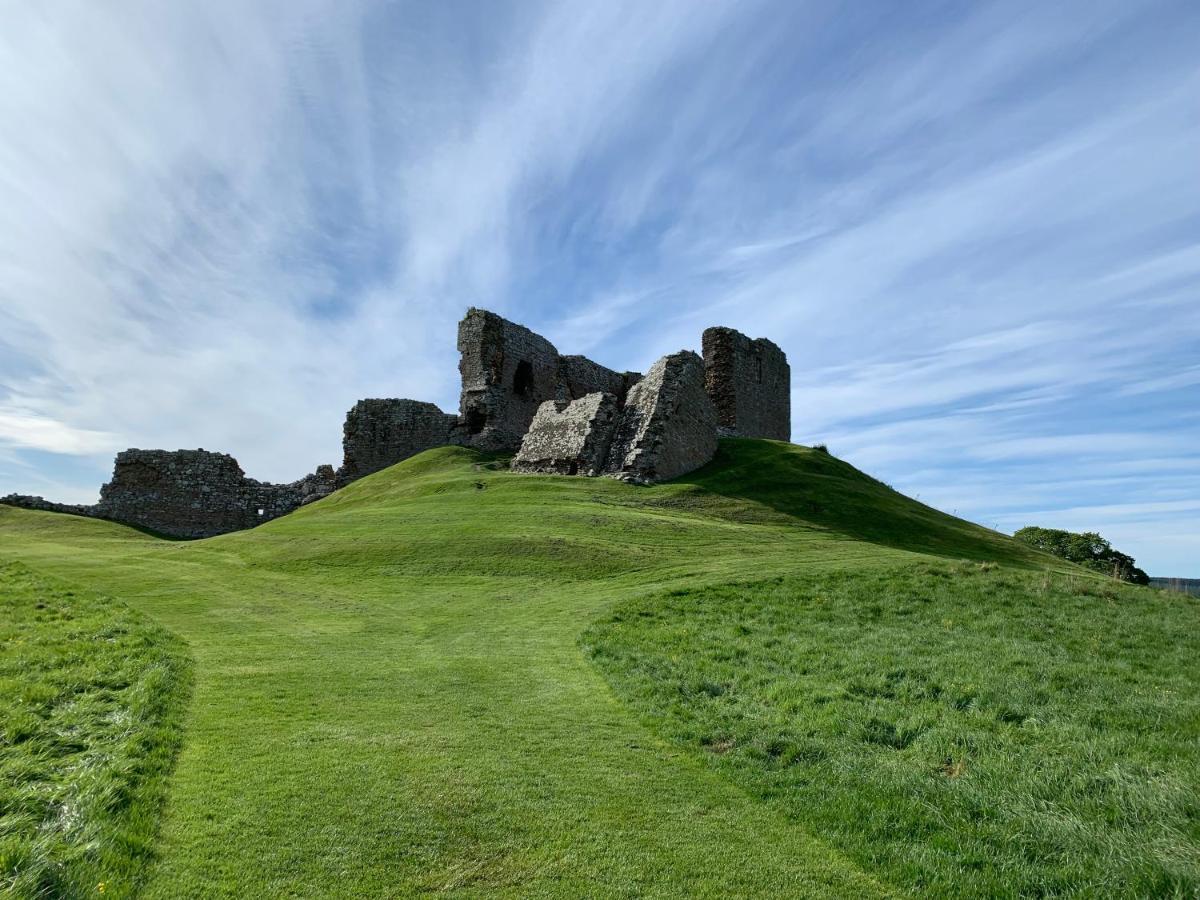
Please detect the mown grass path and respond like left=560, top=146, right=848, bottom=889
left=0, top=442, right=1051, bottom=896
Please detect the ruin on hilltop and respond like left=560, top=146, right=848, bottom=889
left=1, top=309, right=790, bottom=538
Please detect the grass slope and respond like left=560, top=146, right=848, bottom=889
left=0, top=439, right=1191, bottom=896
left=585, top=564, right=1200, bottom=896
left=0, top=563, right=190, bottom=899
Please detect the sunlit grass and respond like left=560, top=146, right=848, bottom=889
left=585, top=562, right=1200, bottom=896
left=0, top=440, right=1191, bottom=897
left=0, top=563, right=190, bottom=899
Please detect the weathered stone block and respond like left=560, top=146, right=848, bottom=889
left=603, top=351, right=718, bottom=483
left=340, top=399, right=457, bottom=480
left=512, top=392, right=621, bottom=476
left=702, top=326, right=790, bottom=440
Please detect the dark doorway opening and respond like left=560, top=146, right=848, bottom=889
left=465, top=408, right=487, bottom=435
left=513, top=360, right=534, bottom=396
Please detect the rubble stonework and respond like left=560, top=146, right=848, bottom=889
left=511, top=393, right=621, bottom=476
left=96, top=449, right=340, bottom=539
left=702, top=327, right=791, bottom=441
left=558, top=356, right=640, bottom=408
left=2, top=307, right=791, bottom=537
left=340, top=399, right=458, bottom=480
left=0, top=495, right=97, bottom=519
left=456, top=308, right=639, bottom=452
left=93, top=449, right=264, bottom=538
left=2, top=450, right=341, bottom=539
left=602, top=351, right=718, bottom=483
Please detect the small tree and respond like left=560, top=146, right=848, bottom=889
left=1014, top=526, right=1149, bottom=584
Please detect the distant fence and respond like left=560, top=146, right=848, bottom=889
left=1150, top=577, right=1200, bottom=597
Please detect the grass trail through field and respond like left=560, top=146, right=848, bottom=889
left=2, top=442, right=953, bottom=897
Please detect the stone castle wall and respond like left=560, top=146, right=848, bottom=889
left=95, top=449, right=338, bottom=539
left=511, top=393, right=621, bottom=477
left=457, top=308, right=640, bottom=452
left=2, top=308, right=792, bottom=537
left=514, top=350, right=720, bottom=484
left=340, top=399, right=458, bottom=480
left=604, top=351, right=718, bottom=483
left=702, top=327, right=790, bottom=441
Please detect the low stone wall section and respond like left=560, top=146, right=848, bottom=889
left=340, top=399, right=458, bottom=480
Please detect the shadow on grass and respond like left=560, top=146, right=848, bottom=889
left=672, top=439, right=1041, bottom=566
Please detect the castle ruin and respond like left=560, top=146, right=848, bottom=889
left=2, top=309, right=790, bottom=538
left=702, top=327, right=790, bottom=440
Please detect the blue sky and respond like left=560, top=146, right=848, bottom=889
left=1, top=1, right=1197, bottom=575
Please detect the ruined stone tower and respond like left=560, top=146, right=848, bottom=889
left=702, top=327, right=791, bottom=441
left=456, top=308, right=638, bottom=452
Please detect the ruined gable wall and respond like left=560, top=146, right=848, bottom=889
left=702, top=327, right=791, bottom=441
left=457, top=308, right=639, bottom=452
left=603, top=351, right=718, bottom=483
left=340, top=399, right=458, bottom=480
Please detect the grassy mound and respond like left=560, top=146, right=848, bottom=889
left=0, top=439, right=1190, bottom=896
left=0, top=563, right=190, bottom=899
left=585, top=563, right=1200, bottom=896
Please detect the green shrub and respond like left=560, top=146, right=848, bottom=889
left=1014, top=525, right=1150, bottom=584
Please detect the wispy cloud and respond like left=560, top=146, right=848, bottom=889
left=0, top=0, right=1196, bottom=573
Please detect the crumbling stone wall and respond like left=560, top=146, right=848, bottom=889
left=0, top=494, right=98, bottom=519
left=702, top=327, right=791, bottom=441
left=340, top=399, right=458, bottom=480
left=93, top=449, right=340, bottom=538
left=558, top=356, right=639, bottom=407
left=3, top=450, right=339, bottom=539
left=93, top=449, right=258, bottom=537
left=456, top=308, right=639, bottom=451
left=3, top=307, right=795, bottom=534
left=511, top=393, right=621, bottom=476
left=515, top=352, right=719, bottom=484
left=604, top=351, right=718, bottom=483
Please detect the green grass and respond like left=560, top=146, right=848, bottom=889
left=585, top=564, right=1200, bottom=897
left=0, top=563, right=190, bottom=899
left=0, top=439, right=1194, bottom=896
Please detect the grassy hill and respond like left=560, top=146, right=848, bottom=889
left=1, top=440, right=1196, bottom=897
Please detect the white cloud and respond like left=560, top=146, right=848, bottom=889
left=0, top=0, right=1196, bottom=575
left=0, top=408, right=118, bottom=456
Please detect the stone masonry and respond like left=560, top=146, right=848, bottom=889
left=95, top=449, right=337, bottom=538
left=456, top=308, right=639, bottom=452
left=602, top=351, right=718, bottom=483
left=339, top=399, right=458, bottom=480
left=702, top=326, right=790, bottom=441
left=511, top=393, right=622, bottom=476
left=515, top=351, right=719, bottom=483
left=1, top=450, right=340, bottom=539
left=2, top=308, right=791, bottom=537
